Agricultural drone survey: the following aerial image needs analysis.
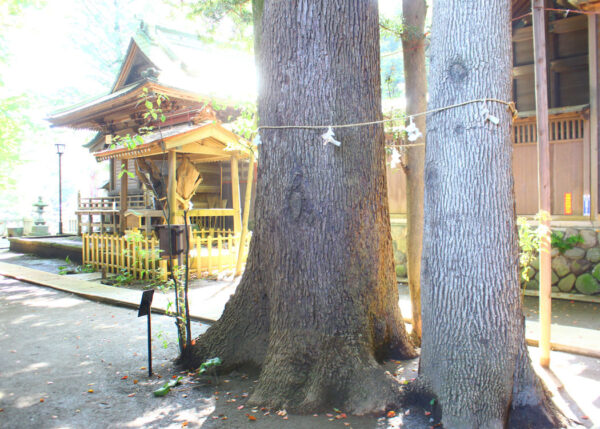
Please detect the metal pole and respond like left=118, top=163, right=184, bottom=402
left=58, top=152, right=63, bottom=235
left=147, top=312, right=152, bottom=377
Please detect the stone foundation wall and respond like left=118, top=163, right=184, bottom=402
left=390, top=220, right=600, bottom=296
left=523, top=227, right=600, bottom=296
left=390, top=219, right=408, bottom=279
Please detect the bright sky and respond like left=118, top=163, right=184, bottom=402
left=1, top=0, right=403, bottom=228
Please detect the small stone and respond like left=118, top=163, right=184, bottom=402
left=564, top=228, right=578, bottom=239
left=395, top=264, right=407, bottom=278
left=564, top=247, right=586, bottom=260
left=580, top=229, right=597, bottom=249
left=570, top=259, right=591, bottom=275
left=523, top=266, right=536, bottom=281
left=551, top=286, right=559, bottom=293
left=533, top=270, right=557, bottom=286
left=558, top=274, right=576, bottom=293
left=586, top=248, right=600, bottom=263
left=592, top=264, right=600, bottom=281
left=552, top=256, right=570, bottom=278
left=530, top=257, right=540, bottom=271
left=575, top=273, right=600, bottom=295
left=550, top=248, right=559, bottom=257
left=525, top=279, right=539, bottom=291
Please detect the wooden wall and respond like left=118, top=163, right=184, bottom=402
left=513, top=15, right=589, bottom=110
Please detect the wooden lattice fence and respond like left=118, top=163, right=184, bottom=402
left=82, top=229, right=251, bottom=281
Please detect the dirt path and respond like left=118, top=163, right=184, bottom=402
left=0, top=277, right=437, bottom=428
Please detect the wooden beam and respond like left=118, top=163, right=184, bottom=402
left=589, top=15, right=599, bottom=219
left=230, top=155, right=242, bottom=235
left=120, top=162, right=128, bottom=234
left=167, top=150, right=182, bottom=224
left=533, top=0, right=552, bottom=368
left=512, top=54, right=589, bottom=78
left=236, top=155, right=255, bottom=276
left=513, top=14, right=588, bottom=42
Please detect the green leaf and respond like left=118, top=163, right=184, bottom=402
left=145, top=100, right=153, bottom=109
left=429, top=398, right=436, bottom=405
left=153, top=385, right=171, bottom=397
left=160, top=114, right=166, bottom=123
left=198, top=357, right=222, bottom=374
left=156, top=97, right=161, bottom=107
left=151, top=112, right=158, bottom=120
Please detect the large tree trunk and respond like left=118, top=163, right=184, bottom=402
left=184, top=0, right=416, bottom=414
left=401, top=0, right=427, bottom=345
left=416, top=1, right=565, bottom=427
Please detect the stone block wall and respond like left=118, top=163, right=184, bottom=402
left=390, top=220, right=600, bottom=296
left=523, top=227, right=600, bottom=296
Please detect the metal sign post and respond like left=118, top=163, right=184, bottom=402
left=138, top=290, right=155, bottom=377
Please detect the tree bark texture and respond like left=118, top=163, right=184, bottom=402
left=417, top=1, right=565, bottom=427
left=401, top=0, right=427, bottom=345
left=185, top=0, right=416, bottom=414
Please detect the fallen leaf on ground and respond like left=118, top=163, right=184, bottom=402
left=39, top=399, right=45, bottom=403
left=387, top=410, right=396, bottom=417
left=133, top=380, right=138, bottom=384
left=405, top=409, right=410, bottom=415
left=425, top=411, right=432, bottom=416
left=0, top=408, right=4, bottom=412
left=88, top=389, right=94, bottom=393
left=326, top=413, right=334, bottom=417
left=283, top=416, right=288, bottom=420
left=141, top=367, right=147, bottom=370
left=128, top=393, right=136, bottom=397
left=582, top=415, right=589, bottom=420
left=182, top=422, right=188, bottom=427
left=121, top=376, right=128, bottom=380
left=246, top=414, right=257, bottom=421
left=237, top=405, right=244, bottom=410
left=336, top=413, right=347, bottom=419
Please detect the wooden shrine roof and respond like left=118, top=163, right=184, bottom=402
left=47, top=21, right=253, bottom=136
left=93, top=121, right=251, bottom=163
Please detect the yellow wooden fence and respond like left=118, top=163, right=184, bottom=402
left=82, top=229, right=251, bottom=281
left=82, top=233, right=162, bottom=280
left=191, top=229, right=251, bottom=275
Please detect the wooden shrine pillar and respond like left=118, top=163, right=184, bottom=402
left=167, top=150, right=182, bottom=224
left=533, top=0, right=552, bottom=368
left=236, top=154, right=255, bottom=276
left=230, top=155, right=242, bottom=235
left=120, top=161, right=128, bottom=234
left=589, top=15, right=599, bottom=219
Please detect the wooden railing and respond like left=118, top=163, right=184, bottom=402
left=81, top=229, right=251, bottom=281
left=77, top=194, right=153, bottom=212
left=513, top=112, right=586, bottom=145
